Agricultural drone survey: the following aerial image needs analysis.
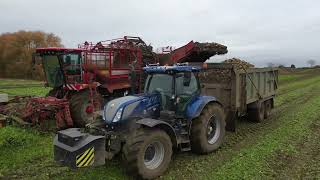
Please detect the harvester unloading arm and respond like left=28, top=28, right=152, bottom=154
left=158, top=41, right=228, bottom=65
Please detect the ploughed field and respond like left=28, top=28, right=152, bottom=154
left=1, top=67, right=320, bottom=179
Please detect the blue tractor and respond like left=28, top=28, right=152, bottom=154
left=54, top=64, right=226, bottom=179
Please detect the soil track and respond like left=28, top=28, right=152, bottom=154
left=1, top=68, right=320, bottom=179
left=163, top=73, right=320, bottom=179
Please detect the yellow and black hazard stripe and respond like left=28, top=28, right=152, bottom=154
left=76, top=147, right=95, bottom=167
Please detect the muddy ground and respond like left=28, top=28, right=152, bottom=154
left=0, top=67, right=320, bottom=179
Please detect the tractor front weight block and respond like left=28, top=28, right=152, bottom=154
left=54, top=128, right=106, bottom=168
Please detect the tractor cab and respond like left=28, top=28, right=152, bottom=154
left=34, top=48, right=83, bottom=88
left=144, top=64, right=201, bottom=116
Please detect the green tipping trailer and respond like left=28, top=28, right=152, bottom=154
left=199, top=63, right=278, bottom=131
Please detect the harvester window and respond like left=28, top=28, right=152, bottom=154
left=63, top=54, right=81, bottom=75
left=42, top=55, right=64, bottom=88
left=86, top=53, right=110, bottom=68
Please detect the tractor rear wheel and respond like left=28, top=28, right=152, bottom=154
left=191, top=103, right=226, bottom=154
left=123, top=128, right=172, bottom=179
left=68, top=90, right=102, bottom=127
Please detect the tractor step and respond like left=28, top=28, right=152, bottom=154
left=181, top=147, right=191, bottom=151
left=179, top=140, right=191, bottom=152
left=180, top=129, right=188, bottom=135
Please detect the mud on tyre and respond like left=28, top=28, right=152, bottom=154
left=68, top=90, right=102, bottom=127
left=123, top=128, right=172, bottom=179
left=191, top=103, right=226, bottom=154
left=248, top=100, right=265, bottom=122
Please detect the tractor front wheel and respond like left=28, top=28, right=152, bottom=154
left=123, top=128, right=172, bottom=179
left=68, top=90, right=102, bottom=127
left=191, top=103, right=226, bottom=154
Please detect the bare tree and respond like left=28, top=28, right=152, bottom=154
left=307, top=59, right=316, bottom=67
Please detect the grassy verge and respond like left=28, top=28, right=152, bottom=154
left=0, top=70, right=320, bottom=179
left=205, top=89, right=320, bottom=179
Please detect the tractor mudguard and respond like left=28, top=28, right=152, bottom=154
left=136, top=118, right=178, bottom=147
left=186, top=96, right=221, bottom=119
left=53, top=128, right=105, bottom=168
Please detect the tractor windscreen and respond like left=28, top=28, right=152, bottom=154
left=145, top=74, right=174, bottom=110
left=145, top=74, right=173, bottom=94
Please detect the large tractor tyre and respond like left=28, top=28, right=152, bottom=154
left=123, top=128, right=172, bottom=179
left=191, top=103, right=226, bottom=154
left=264, top=100, right=272, bottom=119
left=68, top=90, right=103, bottom=127
left=248, top=101, right=265, bottom=122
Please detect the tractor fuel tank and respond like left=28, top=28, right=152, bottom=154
left=53, top=128, right=105, bottom=168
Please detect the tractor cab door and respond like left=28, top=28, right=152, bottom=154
left=175, top=72, right=200, bottom=116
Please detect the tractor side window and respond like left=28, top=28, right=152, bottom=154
left=175, top=72, right=199, bottom=96
left=175, top=72, right=199, bottom=115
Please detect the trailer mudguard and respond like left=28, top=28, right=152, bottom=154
left=136, top=118, right=178, bottom=147
left=186, top=95, right=220, bottom=119
left=53, top=128, right=106, bottom=168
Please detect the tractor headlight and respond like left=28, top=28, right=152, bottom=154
left=112, top=108, right=123, bottom=122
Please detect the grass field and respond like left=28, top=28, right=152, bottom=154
left=1, top=68, right=320, bottom=179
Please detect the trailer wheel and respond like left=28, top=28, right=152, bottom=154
left=191, top=103, right=226, bottom=154
left=69, top=90, right=102, bottom=127
left=264, top=100, right=272, bottom=119
left=248, top=101, right=265, bottom=122
left=123, top=128, right=172, bottom=179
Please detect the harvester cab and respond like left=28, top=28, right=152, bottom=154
left=34, top=48, right=83, bottom=91
left=54, top=63, right=227, bottom=179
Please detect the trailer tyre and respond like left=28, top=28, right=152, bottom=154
left=191, top=103, right=226, bottom=154
left=264, top=100, right=272, bottom=119
left=248, top=101, right=265, bottom=122
left=69, top=90, right=102, bottom=127
left=123, top=128, right=172, bottom=179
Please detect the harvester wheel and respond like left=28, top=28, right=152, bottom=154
left=123, top=128, right=172, bottom=179
left=68, top=90, right=102, bottom=127
left=248, top=100, right=265, bottom=122
left=264, top=100, right=272, bottom=119
left=191, top=103, right=226, bottom=154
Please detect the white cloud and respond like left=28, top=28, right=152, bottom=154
left=0, top=0, right=319, bottom=67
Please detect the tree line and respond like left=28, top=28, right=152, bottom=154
left=0, top=30, right=62, bottom=80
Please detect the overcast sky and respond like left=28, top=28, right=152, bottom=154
left=1, top=0, right=319, bottom=67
